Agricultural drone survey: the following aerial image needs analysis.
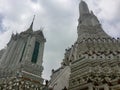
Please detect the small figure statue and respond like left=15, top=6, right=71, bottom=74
left=42, top=80, right=49, bottom=90
left=62, top=86, right=67, bottom=90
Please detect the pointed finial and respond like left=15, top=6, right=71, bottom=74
left=11, top=31, right=14, bottom=38
left=79, top=0, right=89, bottom=16
left=40, top=27, right=44, bottom=31
left=91, top=10, right=94, bottom=15
left=30, top=15, right=35, bottom=29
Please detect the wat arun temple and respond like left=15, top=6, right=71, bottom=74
left=0, top=0, right=120, bottom=90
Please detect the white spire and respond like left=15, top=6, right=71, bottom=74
left=26, top=15, right=35, bottom=33
left=79, top=0, right=89, bottom=16
left=30, top=15, right=35, bottom=29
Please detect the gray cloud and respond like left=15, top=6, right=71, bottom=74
left=0, top=14, right=4, bottom=33
left=0, top=0, right=120, bottom=80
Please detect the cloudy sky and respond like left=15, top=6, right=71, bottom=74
left=0, top=0, right=120, bottom=80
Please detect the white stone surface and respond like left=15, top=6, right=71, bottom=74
left=0, top=19, right=46, bottom=86
left=49, top=66, right=70, bottom=90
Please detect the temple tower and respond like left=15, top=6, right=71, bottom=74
left=77, top=0, right=109, bottom=42
left=0, top=16, right=46, bottom=89
left=68, top=1, right=120, bottom=90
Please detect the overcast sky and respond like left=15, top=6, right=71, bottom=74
left=0, top=0, right=120, bottom=80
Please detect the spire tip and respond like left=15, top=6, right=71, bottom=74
left=30, top=15, right=35, bottom=29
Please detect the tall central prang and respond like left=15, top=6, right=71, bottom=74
left=49, top=1, right=120, bottom=90
left=77, top=0, right=109, bottom=41
left=69, top=1, right=120, bottom=90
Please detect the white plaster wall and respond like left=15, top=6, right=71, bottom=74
left=50, top=66, right=70, bottom=90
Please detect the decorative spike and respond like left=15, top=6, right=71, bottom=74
left=91, top=10, right=94, bottom=15
left=30, top=15, right=35, bottom=29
